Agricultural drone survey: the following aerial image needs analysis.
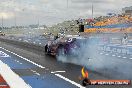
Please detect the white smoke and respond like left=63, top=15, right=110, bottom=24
left=57, top=34, right=132, bottom=79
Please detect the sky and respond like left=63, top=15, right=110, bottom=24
left=0, top=0, right=132, bottom=27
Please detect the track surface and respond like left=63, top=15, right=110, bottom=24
left=0, top=39, right=132, bottom=88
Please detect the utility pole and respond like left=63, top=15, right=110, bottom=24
left=38, top=19, right=40, bottom=30
left=92, top=2, right=94, bottom=19
left=67, top=0, right=68, bottom=8
left=2, top=16, right=3, bottom=30
left=15, top=14, right=17, bottom=29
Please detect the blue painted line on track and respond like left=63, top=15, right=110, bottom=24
left=0, top=57, right=36, bottom=69
left=0, top=48, right=37, bottom=69
left=22, top=74, right=75, bottom=88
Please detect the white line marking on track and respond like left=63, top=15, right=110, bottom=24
left=35, top=73, right=40, bottom=76
left=30, top=70, right=36, bottom=73
left=30, top=70, right=40, bottom=76
left=55, top=74, right=85, bottom=88
left=130, top=58, right=132, bottom=59
left=105, top=54, right=109, bottom=55
left=51, top=71, right=66, bottom=74
left=112, top=55, right=115, bottom=57
left=100, top=53, right=103, bottom=55
left=0, top=51, right=10, bottom=57
left=1, top=47, right=45, bottom=69
left=15, top=60, right=22, bottom=64
left=118, top=56, right=121, bottom=57
left=123, top=57, right=127, bottom=59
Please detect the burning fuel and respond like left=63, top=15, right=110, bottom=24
left=81, top=67, right=89, bottom=79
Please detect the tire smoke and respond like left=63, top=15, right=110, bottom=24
left=57, top=34, right=132, bottom=79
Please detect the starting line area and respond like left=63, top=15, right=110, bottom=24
left=0, top=47, right=81, bottom=88
left=0, top=51, right=10, bottom=57
left=0, top=60, right=31, bottom=88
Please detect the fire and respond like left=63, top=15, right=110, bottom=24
left=81, top=67, right=89, bottom=78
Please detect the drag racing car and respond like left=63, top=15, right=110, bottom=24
left=44, top=35, right=86, bottom=57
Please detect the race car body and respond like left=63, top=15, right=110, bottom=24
left=44, top=36, right=86, bottom=57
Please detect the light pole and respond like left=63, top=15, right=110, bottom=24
left=91, top=1, right=94, bottom=19
left=13, top=0, right=17, bottom=30
left=67, top=0, right=69, bottom=8
left=14, top=14, right=17, bottom=29
left=1, top=16, right=3, bottom=30
left=38, top=19, right=40, bottom=30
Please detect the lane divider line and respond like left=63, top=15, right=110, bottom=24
left=14, top=60, right=23, bottom=65
left=123, top=57, right=127, bottom=59
left=118, top=56, right=121, bottom=57
left=0, top=51, right=10, bottom=57
left=34, top=73, right=40, bottom=76
left=100, top=53, right=103, bottom=55
left=55, top=74, right=85, bottom=88
left=1, top=47, right=45, bottom=69
left=51, top=71, right=66, bottom=74
left=30, top=70, right=40, bottom=76
left=105, top=54, right=109, bottom=55
left=0, top=60, right=32, bottom=88
left=112, top=55, right=115, bottom=57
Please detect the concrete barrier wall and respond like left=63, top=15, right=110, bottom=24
left=98, top=44, right=132, bottom=55
left=0, top=38, right=45, bottom=52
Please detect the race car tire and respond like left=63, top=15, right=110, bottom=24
left=45, top=44, right=48, bottom=53
left=82, top=78, right=91, bottom=86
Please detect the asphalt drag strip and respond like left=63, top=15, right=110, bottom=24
left=0, top=40, right=132, bottom=88
left=0, top=47, right=84, bottom=88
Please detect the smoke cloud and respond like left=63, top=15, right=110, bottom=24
left=57, top=34, right=132, bottom=79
